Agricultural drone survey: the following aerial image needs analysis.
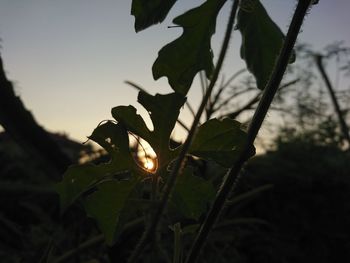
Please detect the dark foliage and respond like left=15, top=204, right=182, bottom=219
left=232, top=141, right=350, bottom=263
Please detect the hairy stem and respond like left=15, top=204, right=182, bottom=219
left=127, top=0, right=239, bottom=261
left=185, top=1, right=313, bottom=262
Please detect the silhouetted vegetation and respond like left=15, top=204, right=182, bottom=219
left=1, top=1, right=349, bottom=262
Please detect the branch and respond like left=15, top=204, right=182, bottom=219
left=185, top=1, right=313, bottom=262
left=127, top=0, right=239, bottom=261
left=220, top=79, right=299, bottom=119
left=213, top=86, right=255, bottom=113
left=226, top=93, right=261, bottom=119
left=211, top=68, right=246, bottom=109
left=207, top=68, right=247, bottom=119
left=314, top=55, right=350, bottom=148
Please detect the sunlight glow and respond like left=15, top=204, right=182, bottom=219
left=143, top=158, right=155, bottom=171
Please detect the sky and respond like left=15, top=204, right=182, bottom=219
left=0, top=0, right=349, bottom=144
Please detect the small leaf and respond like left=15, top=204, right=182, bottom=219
left=88, top=121, right=132, bottom=166
left=237, top=0, right=294, bottom=90
left=172, top=168, right=215, bottom=220
left=83, top=179, right=137, bottom=245
left=131, top=0, right=178, bottom=32
left=152, top=0, right=226, bottom=95
left=111, top=105, right=151, bottom=142
left=190, top=118, right=254, bottom=167
left=137, top=92, right=186, bottom=161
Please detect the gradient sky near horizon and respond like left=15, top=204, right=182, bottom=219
left=0, top=0, right=349, bottom=144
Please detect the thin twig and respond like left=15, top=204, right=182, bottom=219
left=176, top=118, right=190, bottom=132
left=185, top=1, right=313, bottom=262
left=206, top=69, right=246, bottom=120
left=224, top=93, right=261, bottom=119
left=314, top=55, right=350, bottom=147
left=185, top=100, right=197, bottom=118
left=220, top=79, right=299, bottom=119
left=124, top=80, right=148, bottom=94
left=127, top=0, right=238, bottom=261
left=213, top=86, right=256, bottom=113
left=199, top=71, right=206, bottom=97
left=211, top=68, right=247, bottom=110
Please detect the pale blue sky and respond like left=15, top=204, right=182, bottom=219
left=0, top=1, right=349, bottom=142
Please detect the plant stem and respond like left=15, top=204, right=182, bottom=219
left=185, top=1, right=313, bottom=262
left=222, top=78, right=299, bottom=119
left=173, top=223, right=182, bottom=263
left=314, top=54, right=350, bottom=148
left=127, top=0, right=238, bottom=261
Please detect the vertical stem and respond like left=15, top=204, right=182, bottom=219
left=315, top=54, right=350, bottom=147
left=173, top=223, right=182, bottom=263
left=127, top=0, right=239, bottom=261
left=185, top=1, right=313, bottom=262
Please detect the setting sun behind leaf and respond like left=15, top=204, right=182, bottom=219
left=142, top=156, right=157, bottom=173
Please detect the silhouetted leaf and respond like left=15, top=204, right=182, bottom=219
left=56, top=122, right=138, bottom=211
left=88, top=121, right=133, bottom=166
left=152, top=0, right=226, bottom=95
left=237, top=0, right=294, bottom=90
left=113, top=92, right=185, bottom=167
left=83, top=179, right=137, bottom=245
left=111, top=105, right=152, bottom=142
left=172, top=168, right=215, bottom=220
left=190, top=118, right=253, bottom=167
left=137, top=92, right=186, bottom=162
left=131, top=0, right=178, bottom=32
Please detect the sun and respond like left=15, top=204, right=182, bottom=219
left=142, top=157, right=156, bottom=172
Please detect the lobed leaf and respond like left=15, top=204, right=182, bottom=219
left=190, top=118, right=254, bottom=167
left=57, top=92, right=184, bottom=244
left=152, top=0, right=226, bottom=95
left=131, top=0, right=178, bottom=32
left=237, top=0, right=294, bottom=90
left=56, top=121, right=143, bottom=244
left=137, top=91, right=186, bottom=162
left=56, top=122, right=139, bottom=209
left=113, top=92, right=185, bottom=167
